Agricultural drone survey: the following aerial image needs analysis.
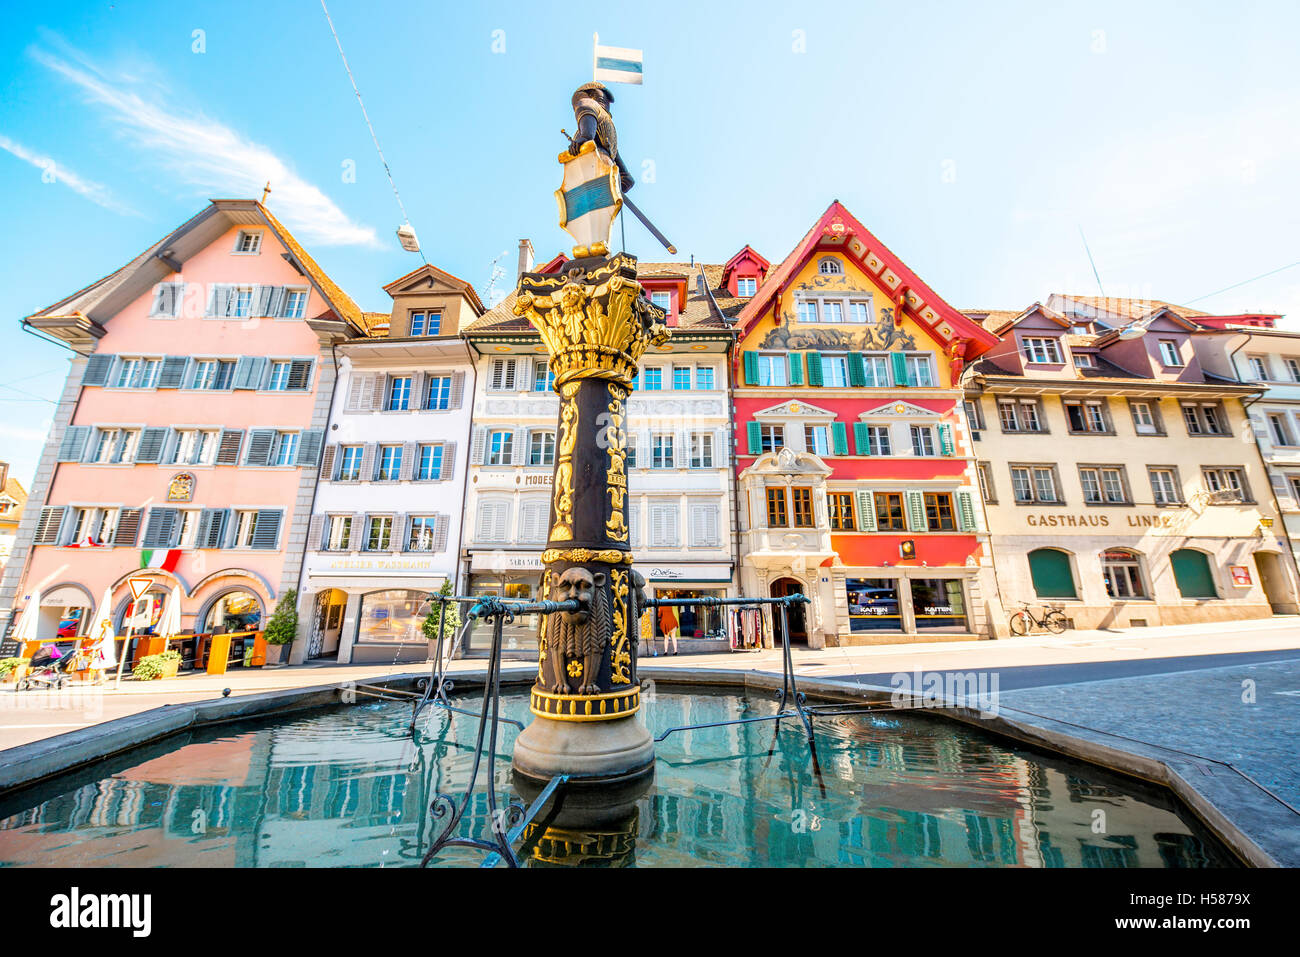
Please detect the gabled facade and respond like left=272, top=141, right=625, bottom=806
left=459, top=254, right=735, bottom=656
left=0, top=462, right=27, bottom=579
left=732, top=202, right=1001, bottom=645
left=299, top=263, right=482, bottom=664
left=965, top=297, right=1299, bottom=627
left=1, top=199, right=368, bottom=662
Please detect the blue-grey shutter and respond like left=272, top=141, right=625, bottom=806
left=905, top=490, right=927, bottom=532
left=253, top=285, right=275, bottom=317
left=450, top=372, right=466, bottom=408
left=57, top=426, right=91, bottom=462
left=232, top=356, right=267, bottom=390
left=142, top=508, right=178, bottom=547
left=308, top=514, right=325, bottom=550
left=251, top=510, right=283, bottom=550
left=957, top=491, right=978, bottom=532
left=114, top=508, right=143, bottom=546
left=215, top=429, right=244, bottom=465
left=856, top=491, right=876, bottom=531
left=33, top=506, right=67, bottom=544
left=434, top=514, right=450, bottom=552
left=245, top=429, right=276, bottom=466
left=135, top=427, right=170, bottom=464
left=195, top=509, right=221, bottom=549
left=268, top=286, right=287, bottom=318
left=287, top=359, right=313, bottom=391
left=82, top=354, right=114, bottom=387
left=319, top=444, right=337, bottom=481
left=439, top=442, right=456, bottom=480
left=158, top=356, right=189, bottom=389
left=295, top=429, right=324, bottom=467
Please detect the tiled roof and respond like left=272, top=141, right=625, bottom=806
left=2, top=475, right=26, bottom=505
left=256, top=203, right=369, bottom=334
left=1053, top=294, right=1211, bottom=321
left=961, top=309, right=1023, bottom=330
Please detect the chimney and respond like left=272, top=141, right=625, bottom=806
left=517, top=239, right=535, bottom=278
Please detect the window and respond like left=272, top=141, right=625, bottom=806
left=273, top=432, right=299, bottom=467
left=338, top=445, right=363, bottom=480
left=1246, top=355, right=1270, bottom=381
left=234, top=230, right=262, bottom=254
left=976, top=462, right=996, bottom=503
left=910, top=425, right=936, bottom=457
left=1101, top=549, right=1146, bottom=599
left=905, top=354, right=935, bottom=387
left=92, top=428, right=141, bottom=465
left=650, top=291, right=672, bottom=313
left=625, top=435, right=637, bottom=469
left=532, top=364, right=554, bottom=393
left=760, top=424, right=785, bottom=453
left=641, top=367, right=663, bottom=391
left=648, top=502, right=680, bottom=547
left=673, top=366, right=691, bottom=390
left=737, top=277, right=757, bottom=296
left=172, top=429, right=217, bottom=465
left=1203, top=467, right=1249, bottom=502
left=849, top=300, right=872, bottom=324
left=924, top=493, right=956, bottom=531
left=233, top=511, right=258, bottom=548
left=1148, top=468, right=1181, bottom=505
left=863, top=355, right=890, bottom=387
left=326, top=515, right=352, bottom=550
left=1023, top=337, right=1063, bottom=364
left=804, top=425, right=830, bottom=456
left=797, top=300, right=820, bottom=323
left=366, top=516, right=393, bottom=551
left=1290, top=475, right=1300, bottom=502
left=387, top=376, right=412, bottom=410
left=267, top=361, right=292, bottom=391
left=821, top=301, right=844, bottom=324
left=1129, top=401, right=1161, bottom=435
left=1268, top=413, right=1296, bottom=447
left=875, top=493, right=906, bottom=531
left=486, top=431, right=513, bottom=466
left=689, top=432, right=713, bottom=468
left=529, top=431, right=555, bottom=466
left=998, top=399, right=1043, bottom=433
left=865, top=425, right=891, bottom=456
left=791, top=487, right=814, bottom=527
left=964, top=400, right=986, bottom=431
left=757, top=354, right=787, bottom=387
left=409, top=311, right=441, bottom=337
left=1287, top=357, right=1300, bottom=383
left=652, top=434, right=674, bottom=468
left=818, top=258, right=842, bottom=275
left=489, top=358, right=517, bottom=391
left=376, top=444, right=402, bottom=480
left=192, top=359, right=235, bottom=391
left=766, top=488, right=788, bottom=527
left=136, top=360, right=161, bottom=389
left=1010, top=466, right=1061, bottom=504
left=416, top=444, right=444, bottom=480
left=230, top=287, right=254, bottom=318
left=1182, top=402, right=1227, bottom=436
left=696, top=366, right=715, bottom=390
left=1079, top=466, right=1128, bottom=504
left=114, top=359, right=139, bottom=388
left=820, top=354, right=848, bottom=387
left=425, top=375, right=452, bottom=410
left=281, top=289, right=308, bottom=319
left=407, top=516, right=439, bottom=551
left=1028, top=549, right=1077, bottom=599
left=1158, top=340, right=1183, bottom=367
left=1073, top=353, right=1096, bottom=369
left=1065, top=399, right=1109, bottom=433
left=828, top=492, right=855, bottom=530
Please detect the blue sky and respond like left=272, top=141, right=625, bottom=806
left=3, top=0, right=1299, bottom=488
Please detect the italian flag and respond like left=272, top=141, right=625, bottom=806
left=140, top=549, right=181, bottom=572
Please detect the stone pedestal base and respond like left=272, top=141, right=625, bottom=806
left=512, top=713, right=655, bottom=829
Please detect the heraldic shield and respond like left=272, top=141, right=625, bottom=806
left=554, top=140, right=623, bottom=258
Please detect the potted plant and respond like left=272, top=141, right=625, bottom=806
left=262, top=589, right=299, bottom=666
left=132, top=653, right=166, bottom=681
left=423, top=580, right=462, bottom=655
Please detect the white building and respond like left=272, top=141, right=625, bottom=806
left=299, top=264, right=483, bottom=664
left=458, top=249, right=738, bottom=656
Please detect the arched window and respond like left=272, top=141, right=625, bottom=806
left=1170, top=549, right=1217, bottom=599
left=1028, top=548, right=1077, bottom=599
left=1101, top=548, right=1147, bottom=599
left=818, top=258, right=842, bottom=276
left=202, top=590, right=264, bottom=634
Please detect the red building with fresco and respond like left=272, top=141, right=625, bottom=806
left=731, top=201, right=1001, bottom=646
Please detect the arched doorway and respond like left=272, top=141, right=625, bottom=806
left=770, top=578, right=807, bottom=646
left=309, top=588, right=348, bottom=659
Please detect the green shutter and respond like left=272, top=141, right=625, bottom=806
left=1029, top=549, right=1078, bottom=599
left=746, top=420, right=762, bottom=455
left=848, top=352, right=867, bottom=387
left=831, top=421, right=848, bottom=455
left=806, top=351, right=823, bottom=386
left=957, top=490, right=977, bottom=531
left=938, top=423, right=954, bottom=456
left=856, top=490, right=876, bottom=531
left=891, top=351, right=910, bottom=387
left=1171, top=549, right=1217, bottom=599
left=853, top=422, right=870, bottom=455
left=788, top=353, right=803, bottom=386
left=742, top=351, right=759, bottom=386
left=905, top=490, right=927, bottom=531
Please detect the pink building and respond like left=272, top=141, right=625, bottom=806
left=1, top=199, right=374, bottom=666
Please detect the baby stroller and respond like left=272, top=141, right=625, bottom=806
left=16, top=643, right=77, bottom=691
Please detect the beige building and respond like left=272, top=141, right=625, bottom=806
left=0, top=462, right=27, bottom=579
left=964, top=298, right=1298, bottom=630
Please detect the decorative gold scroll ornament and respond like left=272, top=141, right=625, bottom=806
left=605, top=383, right=629, bottom=542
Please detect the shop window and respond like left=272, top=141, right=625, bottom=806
left=202, top=590, right=263, bottom=633
left=1170, top=549, right=1217, bottom=599
left=911, top=579, right=967, bottom=632
left=653, top=589, right=726, bottom=640
left=1101, top=549, right=1147, bottom=599
left=1028, top=548, right=1077, bottom=599
left=357, top=590, right=429, bottom=643
left=846, top=578, right=902, bottom=632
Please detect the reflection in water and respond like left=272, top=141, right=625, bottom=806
left=0, top=688, right=1234, bottom=867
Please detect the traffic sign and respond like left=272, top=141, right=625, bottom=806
left=127, top=577, right=153, bottom=601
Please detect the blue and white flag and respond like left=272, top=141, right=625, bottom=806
left=593, top=34, right=643, bottom=85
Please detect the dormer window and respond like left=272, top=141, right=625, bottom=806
left=1073, top=353, right=1095, bottom=369
left=410, top=311, right=441, bottom=337
left=1023, top=337, right=1063, bottom=364
left=737, top=277, right=757, bottom=296
left=233, top=230, right=262, bottom=254
left=818, top=258, right=842, bottom=276
left=1158, top=339, right=1183, bottom=367
left=650, top=291, right=671, bottom=313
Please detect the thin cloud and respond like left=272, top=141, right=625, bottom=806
left=0, top=133, right=138, bottom=216
left=31, top=43, right=380, bottom=249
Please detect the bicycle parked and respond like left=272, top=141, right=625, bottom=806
left=1008, top=601, right=1069, bottom=636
